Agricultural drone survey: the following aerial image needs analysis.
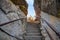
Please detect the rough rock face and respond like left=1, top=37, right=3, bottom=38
left=10, top=0, right=28, bottom=16
left=41, top=0, right=57, bottom=16
left=35, top=0, right=60, bottom=18
left=34, top=0, right=60, bottom=40
left=34, top=0, right=41, bottom=21
left=0, top=0, right=27, bottom=40
left=56, top=0, right=60, bottom=17
left=41, top=0, right=60, bottom=18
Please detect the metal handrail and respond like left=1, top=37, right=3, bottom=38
left=0, top=17, right=26, bottom=40
left=41, top=18, right=60, bottom=38
left=0, top=18, right=26, bottom=26
left=0, top=28, right=22, bottom=40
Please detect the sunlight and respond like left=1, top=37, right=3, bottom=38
left=27, top=11, right=36, bottom=20
left=26, top=0, right=35, bottom=20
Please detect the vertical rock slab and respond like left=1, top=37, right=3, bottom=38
left=10, top=0, right=28, bottom=16
left=34, top=0, right=41, bottom=21
left=0, top=30, right=17, bottom=40
left=0, top=0, right=27, bottom=40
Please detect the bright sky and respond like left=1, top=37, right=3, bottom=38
left=26, top=0, right=35, bottom=18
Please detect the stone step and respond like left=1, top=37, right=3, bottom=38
left=26, top=28, right=40, bottom=31
left=25, top=22, right=42, bottom=40
left=26, top=30, right=40, bottom=33
left=27, top=26, right=39, bottom=28
left=26, top=33, right=41, bottom=36
left=27, top=28, right=39, bottom=30
left=24, top=36, right=42, bottom=40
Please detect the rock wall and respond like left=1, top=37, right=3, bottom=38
left=34, top=0, right=60, bottom=18
left=41, top=12, right=60, bottom=40
left=56, top=0, right=60, bottom=17
left=41, top=0, right=60, bottom=18
left=10, top=0, right=28, bottom=16
left=34, top=0, right=41, bottom=21
left=34, top=0, right=60, bottom=39
left=0, top=0, right=27, bottom=40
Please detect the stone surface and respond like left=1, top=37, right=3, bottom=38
left=6, top=12, right=19, bottom=21
left=0, top=0, right=17, bottom=14
left=41, top=12, right=60, bottom=33
left=0, top=0, right=27, bottom=40
left=41, top=0, right=60, bottom=17
left=0, top=9, right=10, bottom=24
left=40, top=26, right=51, bottom=40
left=0, top=30, right=17, bottom=40
left=1, top=20, right=24, bottom=38
left=10, top=0, right=28, bottom=15
left=24, top=22, right=42, bottom=40
left=34, top=0, right=41, bottom=21
left=41, top=11, right=60, bottom=40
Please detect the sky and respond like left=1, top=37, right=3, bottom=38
left=26, top=0, right=35, bottom=18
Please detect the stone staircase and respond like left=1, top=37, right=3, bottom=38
left=24, top=22, right=42, bottom=40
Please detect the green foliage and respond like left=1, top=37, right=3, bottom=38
left=20, top=5, right=25, bottom=11
left=57, top=10, right=60, bottom=18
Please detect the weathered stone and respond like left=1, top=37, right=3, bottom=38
left=0, top=30, right=17, bottom=40
left=0, top=9, right=10, bottom=24
left=41, top=0, right=60, bottom=17
left=0, top=20, right=24, bottom=39
left=6, top=12, right=19, bottom=21
left=34, top=0, right=41, bottom=21
left=10, top=0, right=28, bottom=15
left=41, top=12, right=60, bottom=40
left=0, top=0, right=27, bottom=40
left=0, top=0, right=17, bottom=14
